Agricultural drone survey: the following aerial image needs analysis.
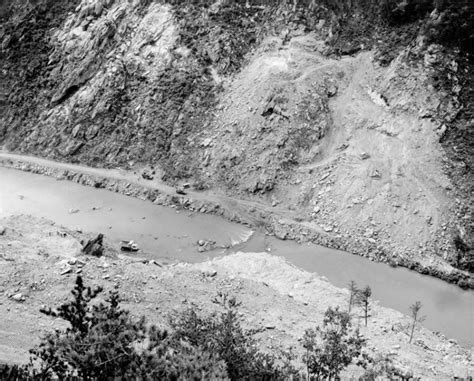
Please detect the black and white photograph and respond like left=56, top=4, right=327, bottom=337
left=0, top=0, right=472, bottom=379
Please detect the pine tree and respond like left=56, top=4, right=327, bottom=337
left=357, top=286, right=372, bottom=327
left=29, top=276, right=227, bottom=380
left=347, top=280, right=358, bottom=314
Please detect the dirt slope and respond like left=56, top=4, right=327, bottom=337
left=0, top=215, right=471, bottom=378
left=197, top=35, right=470, bottom=279
left=0, top=0, right=471, bottom=282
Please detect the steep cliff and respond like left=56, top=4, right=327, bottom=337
left=0, top=0, right=472, bottom=281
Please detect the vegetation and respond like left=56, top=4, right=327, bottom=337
left=357, top=286, right=372, bottom=327
left=170, top=295, right=282, bottom=380
left=302, top=307, right=366, bottom=380
left=0, top=277, right=396, bottom=380
left=5, top=277, right=227, bottom=380
left=359, top=353, right=415, bottom=381
left=347, top=280, right=359, bottom=314
left=408, top=301, right=425, bottom=343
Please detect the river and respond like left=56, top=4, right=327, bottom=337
left=1, top=167, right=472, bottom=347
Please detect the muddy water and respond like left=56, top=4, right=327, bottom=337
left=240, top=235, right=473, bottom=348
left=1, top=167, right=472, bottom=347
left=0, top=167, right=253, bottom=263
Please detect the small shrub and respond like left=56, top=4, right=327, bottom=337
left=302, top=306, right=366, bottom=380
left=170, top=293, right=285, bottom=380
left=408, top=301, right=425, bottom=343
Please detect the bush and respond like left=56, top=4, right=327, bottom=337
left=170, top=293, right=285, bottom=380
left=4, top=278, right=403, bottom=380
left=302, top=307, right=366, bottom=380
left=20, top=276, right=227, bottom=380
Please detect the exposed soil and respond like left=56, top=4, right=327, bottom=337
left=0, top=215, right=471, bottom=378
left=0, top=1, right=471, bottom=286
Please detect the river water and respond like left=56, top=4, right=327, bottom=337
left=1, top=167, right=472, bottom=347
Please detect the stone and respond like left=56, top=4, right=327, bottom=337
left=68, top=258, right=78, bottom=265
left=60, top=267, right=72, bottom=275
left=274, top=225, right=288, bottom=240
left=360, top=152, right=370, bottom=160
left=203, top=270, right=217, bottom=277
left=326, top=83, right=338, bottom=97
left=369, top=169, right=381, bottom=178
left=149, top=259, right=162, bottom=267
left=82, top=234, right=104, bottom=256
left=141, top=169, right=154, bottom=180
left=11, top=293, right=24, bottom=302
left=201, top=138, right=212, bottom=147
left=68, top=208, right=80, bottom=214
left=71, top=124, right=83, bottom=138
left=0, top=226, right=5, bottom=235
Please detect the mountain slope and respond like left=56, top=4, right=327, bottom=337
left=0, top=0, right=472, bottom=283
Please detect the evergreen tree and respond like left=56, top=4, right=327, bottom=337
left=347, top=280, right=358, bottom=314
left=27, top=276, right=227, bottom=380
left=357, top=286, right=372, bottom=327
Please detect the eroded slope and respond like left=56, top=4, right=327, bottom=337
left=0, top=0, right=471, bottom=281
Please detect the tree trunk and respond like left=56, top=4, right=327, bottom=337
left=364, top=300, right=368, bottom=326
left=409, top=321, right=415, bottom=343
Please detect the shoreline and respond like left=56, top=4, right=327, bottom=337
left=0, top=152, right=471, bottom=289
left=0, top=214, right=471, bottom=376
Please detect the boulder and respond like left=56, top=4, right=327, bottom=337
left=82, top=233, right=104, bottom=256
left=11, top=293, right=24, bottom=302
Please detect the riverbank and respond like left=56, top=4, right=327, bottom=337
left=0, top=153, right=471, bottom=289
left=3, top=164, right=472, bottom=346
left=0, top=214, right=471, bottom=378
left=0, top=152, right=471, bottom=289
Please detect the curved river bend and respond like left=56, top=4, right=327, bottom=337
left=1, top=167, right=472, bottom=347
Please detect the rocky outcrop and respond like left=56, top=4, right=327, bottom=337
left=82, top=233, right=104, bottom=256
left=0, top=1, right=471, bottom=287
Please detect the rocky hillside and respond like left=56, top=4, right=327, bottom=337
left=0, top=0, right=472, bottom=282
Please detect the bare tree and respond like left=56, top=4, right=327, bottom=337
left=347, top=280, right=358, bottom=314
left=408, top=301, right=425, bottom=343
left=357, top=286, right=372, bottom=327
